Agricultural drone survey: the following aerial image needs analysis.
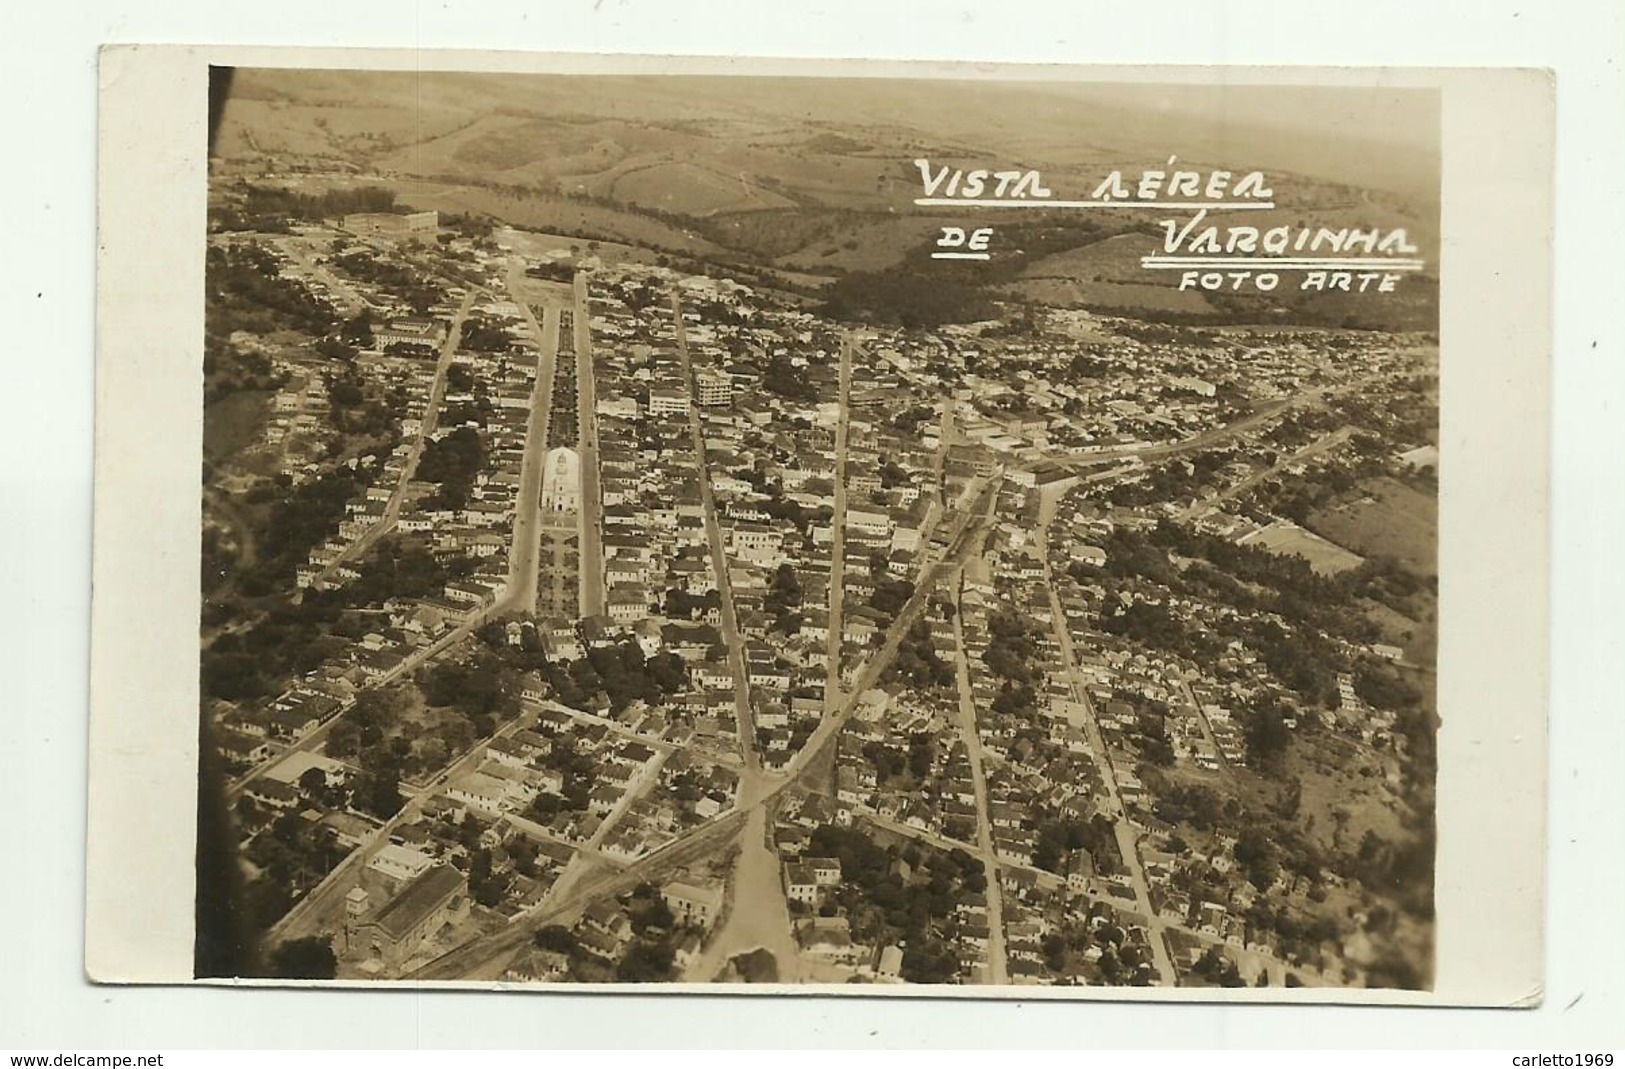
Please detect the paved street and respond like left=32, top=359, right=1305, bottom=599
left=950, top=567, right=1009, bottom=984
left=672, top=292, right=761, bottom=780
left=825, top=334, right=852, bottom=713
left=504, top=258, right=562, bottom=616
left=1036, top=520, right=1178, bottom=986
left=1179, top=425, right=1355, bottom=522
left=312, top=288, right=478, bottom=588
left=572, top=272, right=607, bottom=620
left=1051, top=373, right=1387, bottom=472
left=682, top=804, right=802, bottom=982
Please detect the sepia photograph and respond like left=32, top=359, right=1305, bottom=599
left=185, top=63, right=1451, bottom=991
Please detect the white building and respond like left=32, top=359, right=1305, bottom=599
left=541, top=446, right=582, bottom=514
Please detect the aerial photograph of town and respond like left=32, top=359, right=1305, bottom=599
left=195, top=67, right=1441, bottom=992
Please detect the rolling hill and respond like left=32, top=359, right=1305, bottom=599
left=213, top=67, right=1440, bottom=326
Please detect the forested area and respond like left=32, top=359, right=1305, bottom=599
left=209, top=184, right=403, bottom=233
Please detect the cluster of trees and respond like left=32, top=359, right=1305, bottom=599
left=336, top=311, right=375, bottom=348
left=418, top=427, right=485, bottom=511
left=209, top=183, right=402, bottom=234
left=349, top=741, right=409, bottom=819
left=1082, top=521, right=1429, bottom=710
left=1100, top=599, right=1210, bottom=657
left=626, top=882, right=678, bottom=936
left=236, top=809, right=351, bottom=934
left=202, top=331, right=285, bottom=406
left=202, top=589, right=348, bottom=702
left=885, top=617, right=954, bottom=691
left=764, top=490, right=833, bottom=539
left=259, top=468, right=367, bottom=577
left=1152, top=780, right=1226, bottom=830
left=203, top=477, right=394, bottom=703
left=544, top=640, right=690, bottom=717
left=1345, top=555, right=1435, bottom=620
left=804, top=826, right=987, bottom=984
left=440, top=211, right=495, bottom=240
left=1234, top=825, right=1283, bottom=891
left=1246, top=619, right=1342, bottom=709
left=1129, top=712, right=1177, bottom=769
left=422, top=650, right=521, bottom=724
left=1189, top=945, right=1246, bottom=987
left=530, top=738, right=598, bottom=817
left=866, top=575, right=915, bottom=622
left=528, top=892, right=682, bottom=982
left=663, top=585, right=720, bottom=622
left=879, top=460, right=911, bottom=490
left=614, top=939, right=678, bottom=982
left=345, top=537, right=471, bottom=605
left=206, top=242, right=335, bottom=338
left=890, top=404, right=937, bottom=437
left=1103, top=451, right=1236, bottom=510
left=763, top=562, right=804, bottom=636
left=820, top=268, right=997, bottom=330
left=982, top=611, right=1038, bottom=687
left=1151, top=516, right=1429, bottom=636
left=858, top=739, right=908, bottom=783
left=459, top=316, right=517, bottom=354
left=533, top=924, right=577, bottom=955
left=1036, top=904, right=1153, bottom=985
left=754, top=350, right=819, bottom=403
left=990, top=681, right=1040, bottom=720
left=322, top=367, right=400, bottom=443
left=1031, top=813, right=1117, bottom=876
left=263, top=936, right=338, bottom=980
left=466, top=846, right=511, bottom=909
left=1243, top=898, right=1343, bottom=964
left=331, top=250, right=443, bottom=316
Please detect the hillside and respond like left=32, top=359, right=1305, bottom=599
left=214, top=68, right=1441, bottom=325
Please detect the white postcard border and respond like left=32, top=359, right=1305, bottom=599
left=89, top=44, right=1552, bottom=1004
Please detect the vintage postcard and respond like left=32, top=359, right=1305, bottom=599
left=88, top=46, right=1551, bottom=1002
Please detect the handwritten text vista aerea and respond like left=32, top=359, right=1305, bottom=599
left=915, top=157, right=1274, bottom=202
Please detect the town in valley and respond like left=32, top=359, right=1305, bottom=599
left=199, top=71, right=1440, bottom=991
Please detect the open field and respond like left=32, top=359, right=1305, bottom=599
left=1240, top=520, right=1365, bottom=575
left=1309, top=477, right=1437, bottom=579
left=774, top=213, right=958, bottom=274
left=1290, top=733, right=1417, bottom=856
left=393, top=181, right=728, bottom=258
left=204, top=389, right=271, bottom=461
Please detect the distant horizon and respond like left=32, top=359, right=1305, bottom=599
left=218, top=67, right=1439, bottom=203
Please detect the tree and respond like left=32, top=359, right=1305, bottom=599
left=615, top=940, right=676, bottom=981
left=1043, top=933, right=1068, bottom=972
left=338, top=312, right=374, bottom=347
left=355, top=749, right=404, bottom=820
left=1353, top=663, right=1422, bottom=711
left=325, top=717, right=362, bottom=758
left=268, top=935, right=337, bottom=979
left=1235, top=826, right=1281, bottom=891
left=765, top=562, right=803, bottom=611
left=1243, top=698, right=1292, bottom=770
left=534, top=925, right=577, bottom=954
left=633, top=896, right=676, bottom=935
left=297, top=766, right=328, bottom=798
